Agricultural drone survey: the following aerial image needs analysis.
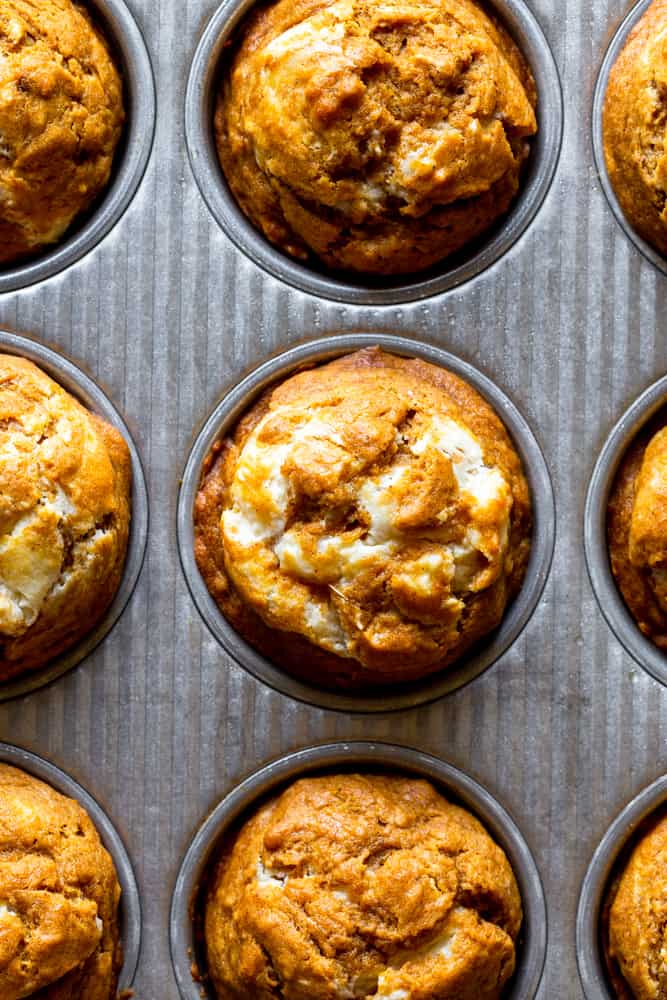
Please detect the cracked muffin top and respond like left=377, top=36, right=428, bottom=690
left=215, top=0, right=538, bottom=275
left=0, top=0, right=124, bottom=266
left=603, top=0, right=667, bottom=257
left=195, top=348, right=531, bottom=689
left=607, top=419, right=667, bottom=648
left=0, top=763, right=122, bottom=1000
left=603, top=811, right=667, bottom=999
left=0, top=354, right=131, bottom=682
left=204, top=773, right=523, bottom=1000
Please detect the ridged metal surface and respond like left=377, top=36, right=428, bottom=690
left=0, top=0, right=665, bottom=995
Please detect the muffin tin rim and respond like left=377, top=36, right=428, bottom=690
left=184, top=0, right=564, bottom=306
left=0, top=740, right=142, bottom=992
left=176, top=331, right=555, bottom=713
left=575, top=773, right=667, bottom=999
left=0, top=0, right=157, bottom=296
left=0, top=328, right=149, bottom=701
left=591, top=0, right=667, bottom=276
left=584, top=373, right=667, bottom=688
left=169, top=739, right=548, bottom=1000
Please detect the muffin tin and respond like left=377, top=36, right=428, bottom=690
left=178, top=332, right=555, bottom=712
left=170, top=741, right=547, bottom=999
left=185, top=0, right=563, bottom=305
left=0, top=741, right=142, bottom=993
left=0, top=0, right=156, bottom=296
left=1, top=0, right=666, bottom=994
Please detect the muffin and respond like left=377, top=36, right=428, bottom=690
left=0, top=354, right=132, bottom=682
left=607, top=419, right=667, bottom=647
left=215, top=0, right=538, bottom=275
left=602, top=0, right=667, bottom=257
left=0, top=0, right=125, bottom=266
left=194, top=347, right=532, bottom=689
left=0, top=762, right=122, bottom=999
left=204, top=773, right=523, bottom=1000
left=603, top=810, right=667, bottom=999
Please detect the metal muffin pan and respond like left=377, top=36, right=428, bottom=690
left=0, top=329, right=149, bottom=702
left=591, top=0, right=667, bottom=276
left=170, top=741, right=547, bottom=1000
left=584, top=374, right=667, bottom=688
left=0, top=0, right=156, bottom=296
left=0, top=740, right=142, bottom=993
left=184, top=0, right=563, bottom=305
left=576, top=774, right=667, bottom=999
left=177, top=332, right=555, bottom=713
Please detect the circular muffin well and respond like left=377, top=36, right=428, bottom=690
left=0, top=0, right=155, bottom=294
left=0, top=741, right=141, bottom=997
left=592, top=0, right=667, bottom=275
left=576, top=776, right=667, bottom=1000
left=0, top=330, right=148, bottom=702
left=584, top=376, right=667, bottom=688
left=170, top=744, right=547, bottom=1000
left=185, top=0, right=562, bottom=304
left=178, top=333, right=555, bottom=712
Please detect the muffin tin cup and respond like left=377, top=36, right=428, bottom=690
left=0, top=740, right=142, bottom=991
left=0, top=329, right=149, bottom=701
left=184, top=0, right=563, bottom=306
left=0, top=0, right=156, bottom=296
left=177, top=332, right=555, bottom=713
left=576, top=774, right=667, bottom=999
left=584, top=374, right=667, bottom=687
left=591, top=0, right=667, bottom=276
left=170, top=740, right=547, bottom=1000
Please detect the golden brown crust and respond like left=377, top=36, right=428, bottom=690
left=204, top=773, right=522, bottom=1000
left=0, top=763, right=122, bottom=1000
left=607, top=417, right=667, bottom=648
left=603, top=811, right=667, bottom=1000
left=194, top=348, right=531, bottom=689
left=602, top=0, right=667, bottom=257
left=0, top=0, right=124, bottom=266
left=0, top=355, right=132, bottom=682
left=215, top=0, right=537, bottom=275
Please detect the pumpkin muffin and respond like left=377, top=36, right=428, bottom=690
left=0, top=0, right=125, bottom=266
left=603, top=810, right=667, bottom=999
left=0, top=355, right=132, bottom=682
left=607, top=419, right=667, bottom=648
left=602, top=0, right=667, bottom=257
left=0, top=762, right=122, bottom=999
left=204, top=773, right=523, bottom=1000
left=194, top=347, right=532, bottom=689
left=215, top=0, right=538, bottom=275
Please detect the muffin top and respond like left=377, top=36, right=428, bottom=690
left=0, top=0, right=124, bottom=266
left=607, top=421, right=667, bottom=647
left=215, top=0, right=537, bottom=275
left=605, top=811, right=667, bottom=999
left=205, top=773, right=522, bottom=1000
left=602, top=0, right=667, bottom=257
left=195, top=348, right=531, bottom=688
left=0, top=763, right=122, bottom=1000
left=0, top=355, right=132, bottom=682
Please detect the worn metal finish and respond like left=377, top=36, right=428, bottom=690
left=585, top=374, right=667, bottom=689
left=0, top=330, right=149, bottom=702
left=0, top=742, right=141, bottom=992
left=0, top=0, right=666, bottom=993
left=576, top=775, right=667, bottom=998
left=178, top=332, right=555, bottom=712
left=0, top=0, right=156, bottom=295
left=184, top=0, right=563, bottom=305
left=170, top=742, right=547, bottom=999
